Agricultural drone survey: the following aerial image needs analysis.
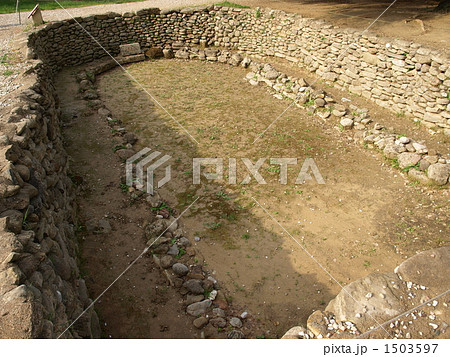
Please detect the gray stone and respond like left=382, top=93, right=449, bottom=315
left=427, top=163, right=450, bottom=185
left=315, top=98, right=325, bottom=107
left=167, top=244, right=179, bottom=256
left=186, top=299, right=212, bottom=316
left=397, top=152, right=421, bottom=169
left=383, top=144, right=400, bottom=159
left=265, top=70, right=279, bottom=80
left=229, top=317, right=242, bottom=328
left=282, top=326, right=308, bottom=339
left=408, top=169, right=431, bottom=184
left=340, top=118, right=354, bottom=129
left=229, top=54, right=242, bottom=66
left=187, top=294, right=204, bottom=305
left=326, top=273, right=406, bottom=328
left=177, top=237, right=191, bottom=247
left=398, top=136, right=410, bottom=144
left=213, top=307, right=226, bottom=317
left=210, top=317, right=227, bottom=328
left=0, top=210, right=23, bottom=234
left=183, top=279, right=204, bottom=294
left=193, top=316, right=208, bottom=329
left=172, top=263, right=189, bottom=277
left=160, top=255, right=174, bottom=269
left=332, top=109, right=346, bottom=117
left=395, top=247, right=450, bottom=291
left=119, top=43, right=141, bottom=57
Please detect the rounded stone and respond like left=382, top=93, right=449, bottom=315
left=229, top=317, right=242, bottom=328
left=172, top=263, right=189, bottom=276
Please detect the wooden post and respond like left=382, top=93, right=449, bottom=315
left=28, top=4, right=44, bottom=26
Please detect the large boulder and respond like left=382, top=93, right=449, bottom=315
left=325, top=273, right=407, bottom=327
left=394, top=246, right=450, bottom=291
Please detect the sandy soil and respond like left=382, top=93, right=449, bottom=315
left=88, top=58, right=449, bottom=337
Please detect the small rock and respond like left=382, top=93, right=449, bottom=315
left=427, top=163, right=450, bottom=185
left=340, top=118, right=354, bottom=129
left=172, top=263, right=189, bottom=277
left=282, top=326, right=308, bottom=339
left=186, top=300, right=212, bottom=316
left=397, top=152, right=421, bottom=169
left=183, top=279, right=204, bottom=295
left=194, top=236, right=201, bottom=242
left=193, top=316, right=209, bottom=329
left=167, top=244, right=179, bottom=256
left=213, top=308, right=226, bottom=317
left=163, top=49, right=174, bottom=59
left=123, top=132, right=137, bottom=145
left=240, top=311, right=249, bottom=319
left=332, top=109, right=346, bottom=117
left=230, top=317, right=242, bottom=328
left=160, top=255, right=174, bottom=269
left=228, top=330, right=245, bottom=339
left=399, top=136, right=410, bottom=144
left=145, top=47, right=164, bottom=59
left=186, top=294, right=204, bottom=305
left=210, top=317, right=227, bottom=328
left=412, top=142, right=428, bottom=154
left=177, top=237, right=191, bottom=247
left=315, top=98, right=325, bottom=107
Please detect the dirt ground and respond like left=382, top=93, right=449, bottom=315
left=240, top=0, right=450, bottom=53
left=71, top=58, right=448, bottom=338
left=56, top=70, right=209, bottom=339
left=2, top=0, right=449, bottom=340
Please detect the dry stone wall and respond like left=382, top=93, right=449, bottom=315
left=2, top=4, right=449, bottom=339
left=27, top=6, right=450, bottom=131
left=0, top=61, right=100, bottom=338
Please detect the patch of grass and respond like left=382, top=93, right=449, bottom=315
left=0, top=0, right=146, bottom=14
left=255, top=9, right=262, bottom=18
left=216, top=190, right=230, bottom=200
left=215, top=1, right=249, bottom=8
left=205, top=221, right=222, bottom=230
left=241, top=232, right=250, bottom=241
left=176, top=248, right=186, bottom=259
left=112, top=144, right=126, bottom=152
left=401, top=162, right=420, bottom=173
left=2, top=69, right=15, bottom=76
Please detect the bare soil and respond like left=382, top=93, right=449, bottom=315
left=80, top=58, right=449, bottom=338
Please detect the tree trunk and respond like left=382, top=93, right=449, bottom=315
left=434, top=0, right=450, bottom=12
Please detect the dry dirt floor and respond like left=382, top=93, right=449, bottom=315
left=54, top=57, right=449, bottom=338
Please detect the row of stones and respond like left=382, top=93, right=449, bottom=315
left=145, top=42, right=449, bottom=187
left=243, top=60, right=450, bottom=186
left=213, top=7, right=450, bottom=131
left=76, top=64, right=249, bottom=338
left=0, top=60, right=100, bottom=338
